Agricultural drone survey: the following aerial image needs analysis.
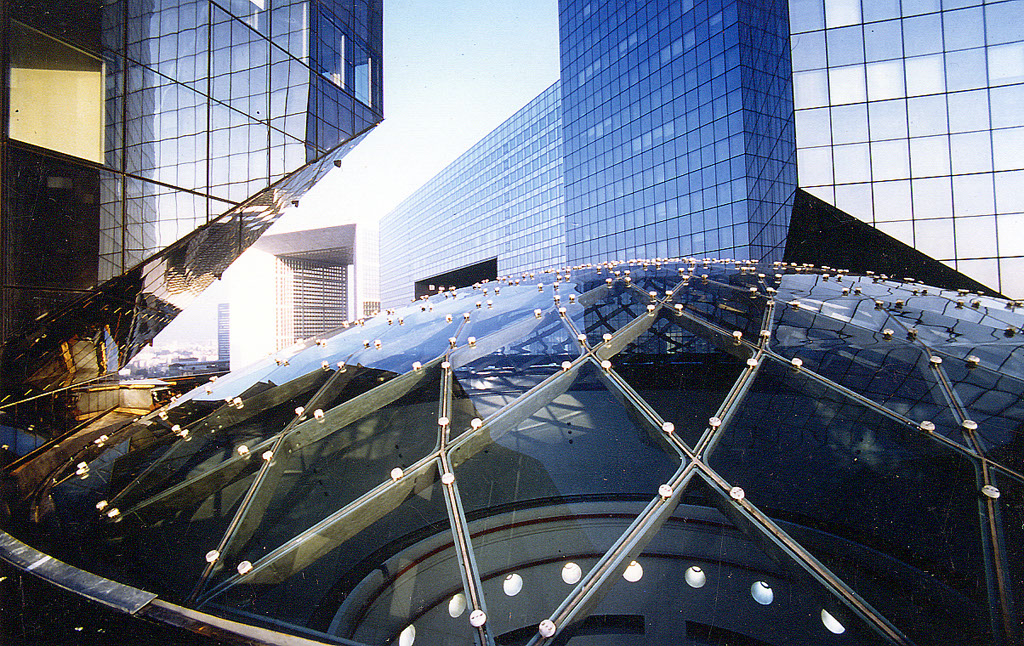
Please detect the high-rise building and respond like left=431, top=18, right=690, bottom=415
left=230, top=223, right=379, bottom=368
left=380, top=83, right=565, bottom=305
left=1, top=0, right=384, bottom=411
left=380, top=0, right=1024, bottom=305
left=217, top=302, right=230, bottom=363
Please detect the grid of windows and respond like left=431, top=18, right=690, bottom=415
left=3, top=0, right=383, bottom=344
left=380, top=83, right=565, bottom=306
left=560, top=0, right=797, bottom=265
left=790, top=0, right=1024, bottom=295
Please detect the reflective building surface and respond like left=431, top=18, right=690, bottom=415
left=379, top=83, right=565, bottom=306
left=1, top=0, right=384, bottom=414
left=790, top=0, right=1024, bottom=295
left=380, top=0, right=1024, bottom=305
left=2, top=259, right=1021, bottom=645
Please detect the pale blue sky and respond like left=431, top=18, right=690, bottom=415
left=279, top=0, right=561, bottom=231
left=155, top=0, right=560, bottom=346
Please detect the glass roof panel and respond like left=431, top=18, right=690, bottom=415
left=705, top=356, right=994, bottom=645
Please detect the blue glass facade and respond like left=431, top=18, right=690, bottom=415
left=381, top=0, right=1024, bottom=306
left=380, top=83, right=564, bottom=305
left=790, top=0, right=1024, bottom=296
left=561, top=0, right=796, bottom=265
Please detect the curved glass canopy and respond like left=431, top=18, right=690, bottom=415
left=2, top=259, right=1021, bottom=646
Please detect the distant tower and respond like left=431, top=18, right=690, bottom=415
left=217, top=303, right=230, bottom=363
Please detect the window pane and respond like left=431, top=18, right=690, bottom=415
left=797, top=146, right=834, bottom=185
left=985, top=1, right=1024, bottom=46
left=912, top=176, right=954, bottom=218
left=990, top=84, right=1024, bottom=129
left=793, top=69, right=830, bottom=108
left=908, top=95, right=948, bottom=136
left=795, top=107, right=832, bottom=147
left=832, top=143, right=871, bottom=183
left=988, top=43, right=1024, bottom=86
left=947, top=89, right=989, bottom=133
left=910, top=135, right=951, bottom=177
left=828, top=64, right=866, bottom=104
left=867, top=59, right=906, bottom=100
left=864, top=19, right=904, bottom=62
left=953, top=173, right=995, bottom=216
left=903, top=14, right=944, bottom=57
left=997, top=213, right=1024, bottom=257
left=915, top=217, right=955, bottom=259
left=789, top=0, right=825, bottom=33
left=871, top=139, right=911, bottom=180
left=945, top=48, right=988, bottom=92
left=826, top=25, right=864, bottom=66
left=830, top=103, right=868, bottom=143
left=863, top=0, right=902, bottom=23
left=824, top=0, right=861, bottom=28
left=874, top=180, right=913, bottom=222
left=791, top=30, right=827, bottom=71
left=950, top=132, right=993, bottom=174
left=943, top=7, right=984, bottom=51
left=8, top=23, right=104, bottom=163
left=905, top=54, right=946, bottom=96
left=995, top=170, right=1024, bottom=213
left=992, top=126, right=1024, bottom=171
left=868, top=99, right=909, bottom=139
left=955, top=215, right=998, bottom=257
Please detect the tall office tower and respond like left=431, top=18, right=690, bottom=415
left=380, top=0, right=1024, bottom=307
left=789, top=0, right=1024, bottom=295
left=217, top=302, right=230, bottom=363
left=560, top=0, right=796, bottom=265
left=1, top=0, right=384, bottom=408
left=380, top=83, right=565, bottom=305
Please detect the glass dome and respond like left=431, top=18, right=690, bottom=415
left=2, top=259, right=1022, bottom=646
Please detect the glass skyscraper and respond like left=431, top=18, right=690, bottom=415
left=380, top=82, right=565, bottom=306
left=1, top=0, right=383, bottom=407
left=790, top=0, right=1024, bottom=295
left=380, top=0, right=1024, bottom=305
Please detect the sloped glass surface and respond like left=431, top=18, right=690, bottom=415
left=610, top=307, right=751, bottom=448
left=771, top=306, right=962, bottom=444
left=451, top=309, right=581, bottom=421
left=941, top=355, right=1024, bottom=473
left=573, top=494, right=891, bottom=646
left=705, top=357, right=993, bottom=646
left=578, top=281, right=652, bottom=346
left=448, top=362, right=680, bottom=637
left=6, top=260, right=1023, bottom=646
left=210, top=463, right=458, bottom=644
left=218, top=364, right=447, bottom=582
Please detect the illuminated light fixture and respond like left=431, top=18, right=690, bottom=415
left=751, top=581, right=773, bottom=605
left=821, top=609, right=845, bottom=634
left=561, top=562, right=582, bottom=585
left=684, top=566, right=706, bottom=588
left=503, top=573, right=523, bottom=596
left=622, top=560, right=643, bottom=582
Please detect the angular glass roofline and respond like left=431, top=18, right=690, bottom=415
left=2, top=258, right=1022, bottom=646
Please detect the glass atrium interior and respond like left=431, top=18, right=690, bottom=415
left=2, top=259, right=1021, bottom=645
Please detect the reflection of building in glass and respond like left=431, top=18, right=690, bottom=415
left=2, top=260, right=1021, bottom=645
left=380, top=0, right=1024, bottom=305
left=231, top=224, right=379, bottom=368
left=217, top=303, right=230, bottom=363
left=1, top=0, right=383, bottom=413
